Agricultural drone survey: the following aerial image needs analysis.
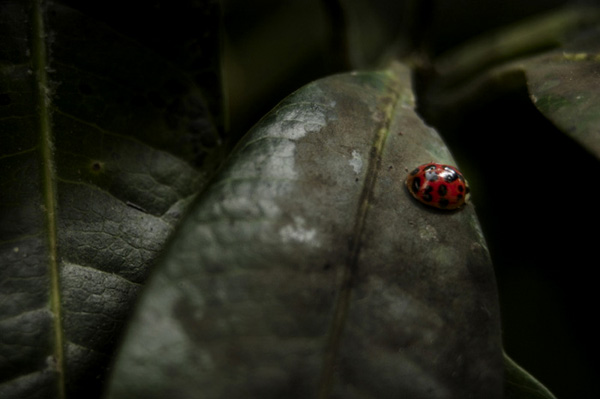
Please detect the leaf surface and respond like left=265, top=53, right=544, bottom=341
left=0, top=1, right=220, bottom=398
left=106, top=63, right=503, bottom=398
left=423, top=5, right=600, bottom=159
left=524, top=26, right=600, bottom=158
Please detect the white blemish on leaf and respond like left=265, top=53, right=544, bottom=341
left=256, top=102, right=332, bottom=141
left=45, top=355, right=58, bottom=371
left=280, top=216, right=319, bottom=246
left=419, top=224, right=438, bottom=241
left=349, top=150, right=363, bottom=174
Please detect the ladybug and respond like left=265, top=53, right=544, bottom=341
left=405, top=162, right=470, bottom=210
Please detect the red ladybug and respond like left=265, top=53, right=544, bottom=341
left=405, top=163, right=470, bottom=210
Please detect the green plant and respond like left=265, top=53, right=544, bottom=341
left=1, top=1, right=597, bottom=398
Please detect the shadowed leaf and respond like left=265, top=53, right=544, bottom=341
left=0, top=1, right=221, bottom=398
left=106, top=62, right=503, bottom=399
left=525, top=26, right=600, bottom=158
left=422, top=5, right=600, bottom=159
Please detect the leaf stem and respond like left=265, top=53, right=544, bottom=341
left=31, top=0, right=65, bottom=397
left=317, top=73, right=401, bottom=398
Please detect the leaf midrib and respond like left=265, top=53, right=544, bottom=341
left=317, top=74, right=402, bottom=398
left=32, top=1, right=65, bottom=397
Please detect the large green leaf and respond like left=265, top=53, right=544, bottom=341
left=421, top=5, right=600, bottom=159
left=0, top=1, right=220, bottom=398
left=106, top=62, right=503, bottom=398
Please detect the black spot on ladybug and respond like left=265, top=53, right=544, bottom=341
left=458, top=185, right=464, bottom=193
left=457, top=194, right=463, bottom=200
left=410, top=168, right=420, bottom=176
left=422, top=186, right=433, bottom=202
left=439, top=198, right=449, bottom=208
left=411, top=177, right=421, bottom=193
left=444, top=169, right=459, bottom=183
left=438, top=184, right=447, bottom=196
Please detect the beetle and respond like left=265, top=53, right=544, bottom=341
left=405, top=162, right=470, bottom=210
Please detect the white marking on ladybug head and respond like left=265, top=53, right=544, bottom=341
left=425, top=169, right=438, bottom=181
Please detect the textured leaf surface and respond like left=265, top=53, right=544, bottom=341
left=0, top=1, right=219, bottom=398
left=106, top=63, right=503, bottom=398
left=525, top=26, right=600, bottom=159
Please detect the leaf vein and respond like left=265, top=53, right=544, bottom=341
left=31, top=1, right=65, bottom=397
left=317, top=77, right=403, bottom=398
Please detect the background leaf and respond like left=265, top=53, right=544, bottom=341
left=420, top=5, right=600, bottom=158
left=106, top=62, right=503, bottom=398
left=415, top=5, right=600, bottom=397
left=504, top=354, right=557, bottom=399
left=525, top=26, right=600, bottom=159
left=0, top=1, right=222, bottom=398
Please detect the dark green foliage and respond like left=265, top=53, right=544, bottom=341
left=1, top=1, right=598, bottom=398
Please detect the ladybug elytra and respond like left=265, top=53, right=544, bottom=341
left=405, top=162, right=470, bottom=210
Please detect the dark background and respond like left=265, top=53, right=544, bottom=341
left=61, top=0, right=599, bottom=397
